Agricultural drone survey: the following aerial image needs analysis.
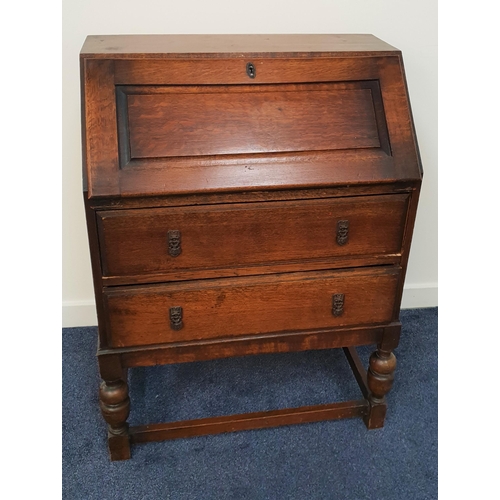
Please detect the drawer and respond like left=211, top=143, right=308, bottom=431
left=103, top=267, right=400, bottom=347
left=97, top=194, right=408, bottom=280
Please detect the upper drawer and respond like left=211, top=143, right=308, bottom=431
left=96, top=194, right=408, bottom=282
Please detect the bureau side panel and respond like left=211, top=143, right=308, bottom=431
left=392, top=184, right=422, bottom=318
left=81, top=59, right=120, bottom=197
left=83, top=194, right=109, bottom=348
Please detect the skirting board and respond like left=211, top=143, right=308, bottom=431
left=62, top=283, right=438, bottom=328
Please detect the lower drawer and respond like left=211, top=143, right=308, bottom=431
left=103, top=267, right=400, bottom=348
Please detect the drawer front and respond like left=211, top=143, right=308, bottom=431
left=97, top=194, right=408, bottom=279
left=103, top=267, right=400, bottom=347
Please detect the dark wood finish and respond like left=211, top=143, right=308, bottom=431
left=81, top=35, right=422, bottom=460
left=365, top=347, right=397, bottom=429
left=392, top=185, right=422, bottom=319
left=119, top=81, right=385, bottom=161
left=80, top=34, right=400, bottom=58
left=99, top=378, right=131, bottom=461
left=96, top=354, right=131, bottom=460
left=81, top=51, right=420, bottom=199
left=379, top=322, right=402, bottom=352
left=103, top=268, right=400, bottom=347
left=81, top=61, right=119, bottom=197
left=130, top=400, right=368, bottom=444
left=101, top=323, right=388, bottom=366
left=97, top=195, right=408, bottom=280
left=343, top=347, right=369, bottom=399
left=88, top=180, right=415, bottom=210
left=100, top=256, right=401, bottom=287
left=113, top=57, right=383, bottom=87
left=83, top=192, right=108, bottom=348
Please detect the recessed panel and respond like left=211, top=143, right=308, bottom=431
left=117, top=82, right=387, bottom=163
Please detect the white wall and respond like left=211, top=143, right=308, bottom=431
left=62, top=0, right=438, bottom=327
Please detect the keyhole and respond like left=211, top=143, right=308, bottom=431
left=246, top=62, right=256, bottom=79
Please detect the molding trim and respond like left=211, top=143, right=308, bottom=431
left=62, top=283, right=438, bottom=328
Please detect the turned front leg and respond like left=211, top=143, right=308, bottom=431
left=99, top=377, right=131, bottom=460
left=364, top=348, right=397, bottom=429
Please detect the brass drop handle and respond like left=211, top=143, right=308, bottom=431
left=332, top=294, right=345, bottom=317
left=169, top=306, right=184, bottom=330
left=168, top=230, right=182, bottom=257
left=336, top=220, right=349, bottom=246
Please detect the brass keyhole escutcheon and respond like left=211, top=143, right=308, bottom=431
left=246, top=62, right=256, bottom=79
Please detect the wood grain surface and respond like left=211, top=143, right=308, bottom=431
left=80, top=35, right=423, bottom=458
left=122, top=83, right=381, bottom=159
left=80, top=34, right=399, bottom=59
left=103, top=267, right=400, bottom=347
left=97, top=195, right=408, bottom=280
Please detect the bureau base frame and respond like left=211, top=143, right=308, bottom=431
left=97, top=323, right=401, bottom=461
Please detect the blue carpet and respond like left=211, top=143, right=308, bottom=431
left=62, top=308, right=437, bottom=499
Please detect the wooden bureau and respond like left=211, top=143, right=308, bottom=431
left=80, top=34, right=422, bottom=461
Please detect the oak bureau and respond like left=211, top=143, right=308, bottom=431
left=80, top=34, right=422, bottom=461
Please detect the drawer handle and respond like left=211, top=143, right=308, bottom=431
left=169, top=306, right=184, bottom=331
left=336, top=220, right=349, bottom=246
left=332, top=294, right=345, bottom=317
left=246, top=62, right=256, bottom=79
left=167, top=230, right=182, bottom=257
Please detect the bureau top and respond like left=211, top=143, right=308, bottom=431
left=80, top=34, right=400, bottom=59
